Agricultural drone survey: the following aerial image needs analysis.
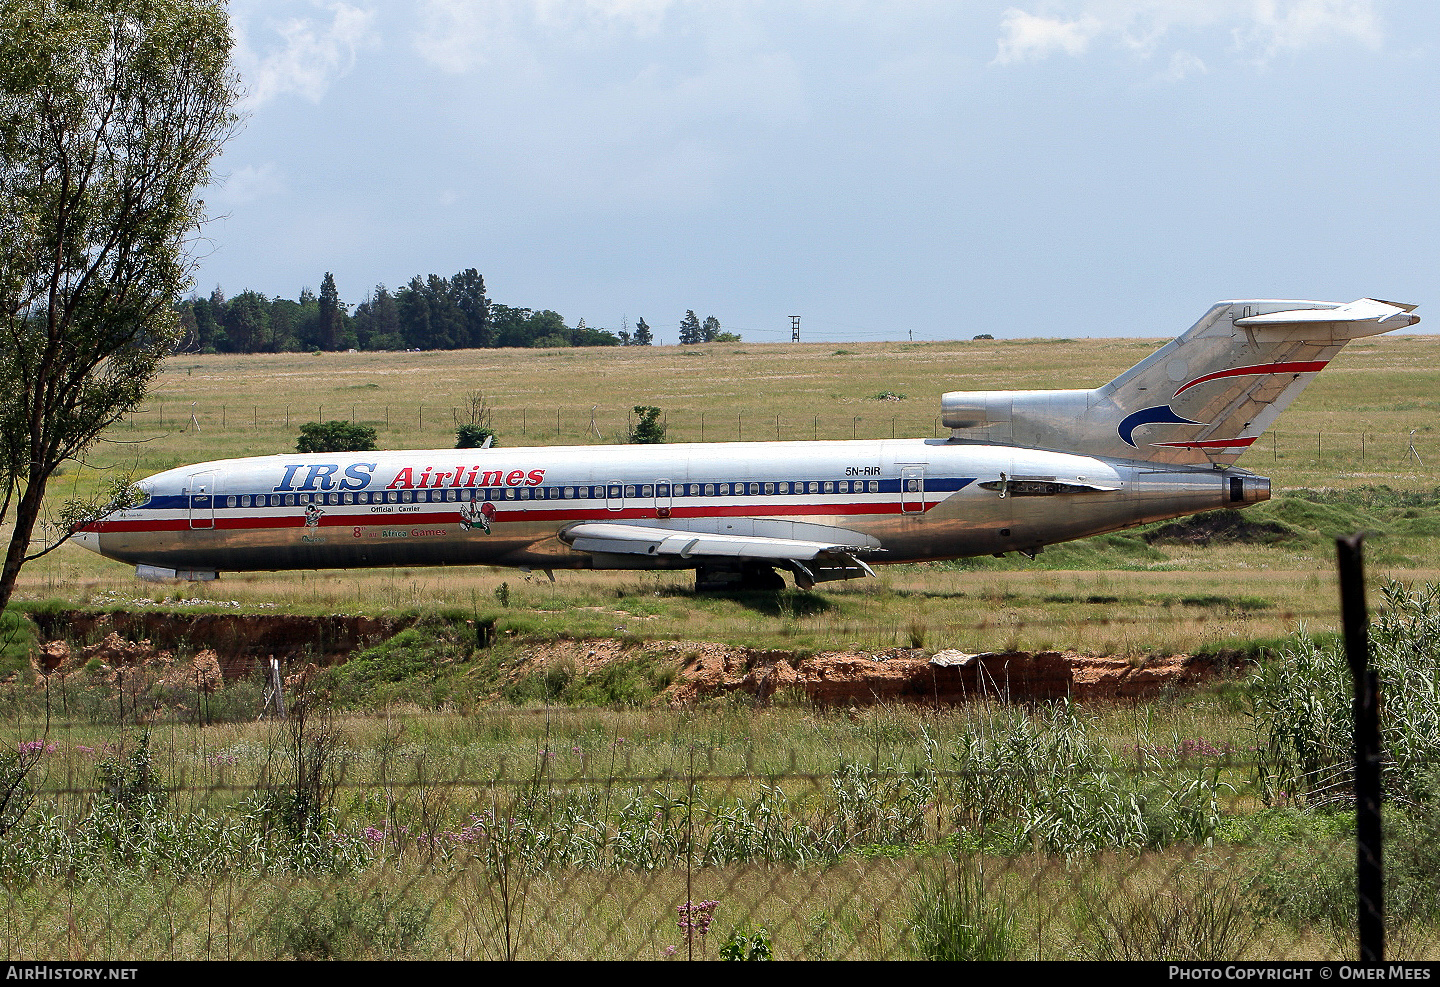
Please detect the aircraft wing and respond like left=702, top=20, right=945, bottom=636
left=559, top=521, right=879, bottom=587
left=561, top=522, right=865, bottom=561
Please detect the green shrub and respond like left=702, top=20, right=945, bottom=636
left=455, top=423, right=497, bottom=448
left=630, top=405, right=665, bottom=444
left=296, top=420, right=377, bottom=453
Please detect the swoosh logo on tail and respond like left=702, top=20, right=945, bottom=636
left=1173, top=361, right=1328, bottom=397
left=1118, top=405, right=1202, bottom=447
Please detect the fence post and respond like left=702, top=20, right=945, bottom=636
left=1338, top=533, right=1384, bottom=962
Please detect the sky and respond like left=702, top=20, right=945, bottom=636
left=200, top=0, right=1440, bottom=342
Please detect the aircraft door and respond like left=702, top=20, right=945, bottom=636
left=655, top=479, right=673, bottom=518
left=187, top=471, right=218, bottom=529
left=900, top=465, right=926, bottom=515
left=606, top=480, right=624, bottom=512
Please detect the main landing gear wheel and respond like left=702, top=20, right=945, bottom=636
left=694, top=562, right=787, bottom=592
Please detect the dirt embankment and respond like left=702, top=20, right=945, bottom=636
left=29, top=610, right=410, bottom=679
left=513, top=639, right=1236, bottom=705
left=28, top=611, right=1234, bottom=705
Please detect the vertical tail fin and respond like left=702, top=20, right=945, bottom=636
left=942, top=298, right=1419, bottom=465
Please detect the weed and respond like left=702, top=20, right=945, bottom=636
left=906, top=864, right=1017, bottom=961
left=720, top=923, right=773, bottom=960
left=1072, top=871, right=1256, bottom=960
left=263, top=887, right=428, bottom=959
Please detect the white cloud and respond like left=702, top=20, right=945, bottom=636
left=1236, top=0, right=1384, bottom=60
left=207, top=162, right=286, bottom=209
left=413, top=0, right=674, bottom=74
left=234, top=2, right=379, bottom=106
left=993, top=0, right=1383, bottom=70
left=1160, top=49, right=1207, bottom=81
left=993, top=10, right=1104, bottom=64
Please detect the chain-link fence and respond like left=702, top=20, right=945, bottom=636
left=5, top=555, right=1433, bottom=961
left=0, top=710, right=1407, bottom=961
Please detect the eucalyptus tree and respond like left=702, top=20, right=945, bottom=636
left=0, top=0, right=240, bottom=609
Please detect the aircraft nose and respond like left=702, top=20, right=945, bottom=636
left=72, top=529, right=103, bottom=554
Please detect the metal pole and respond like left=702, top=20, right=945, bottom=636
left=1338, top=534, right=1383, bottom=962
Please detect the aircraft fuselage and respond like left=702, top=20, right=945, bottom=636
left=77, top=438, right=1268, bottom=577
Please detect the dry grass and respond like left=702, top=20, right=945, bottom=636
left=7, top=335, right=1438, bottom=653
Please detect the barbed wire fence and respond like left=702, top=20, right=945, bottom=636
left=122, top=403, right=1438, bottom=469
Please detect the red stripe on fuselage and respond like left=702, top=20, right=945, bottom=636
left=1173, top=361, right=1328, bottom=397
left=90, top=500, right=937, bottom=534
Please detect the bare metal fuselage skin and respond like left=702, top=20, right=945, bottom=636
left=78, top=439, right=1268, bottom=574
left=78, top=297, right=1421, bottom=583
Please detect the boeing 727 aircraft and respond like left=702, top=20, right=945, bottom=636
left=75, top=297, right=1418, bottom=590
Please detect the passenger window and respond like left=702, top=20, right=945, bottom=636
left=403, top=491, right=414, bottom=503
left=624, top=485, right=636, bottom=497
left=284, top=494, right=295, bottom=506
left=823, top=481, right=834, bottom=494
left=703, top=484, right=715, bottom=497
left=609, top=485, right=622, bottom=499
left=807, top=482, right=818, bottom=494
left=907, top=479, right=919, bottom=492
left=763, top=483, right=774, bottom=495
left=578, top=487, right=588, bottom=499
left=656, top=484, right=668, bottom=497
left=868, top=481, right=879, bottom=493
left=641, top=484, right=654, bottom=497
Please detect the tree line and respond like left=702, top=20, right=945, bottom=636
left=177, top=270, right=735, bottom=353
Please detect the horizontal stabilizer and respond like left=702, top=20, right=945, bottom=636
left=1234, top=298, right=1419, bottom=335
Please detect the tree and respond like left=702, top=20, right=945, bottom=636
left=317, top=272, right=343, bottom=350
left=702, top=315, right=720, bottom=342
left=0, top=0, right=240, bottom=611
left=452, top=268, right=489, bottom=348
left=296, top=421, right=377, bottom=454
left=455, top=389, right=496, bottom=448
left=633, top=317, right=653, bottom=346
left=679, top=310, right=703, bottom=344
left=630, top=406, right=665, bottom=444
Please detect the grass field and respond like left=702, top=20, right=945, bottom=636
left=3, top=336, right=1439, bottom=960
left=9, top=334, right=1440, bottom=653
